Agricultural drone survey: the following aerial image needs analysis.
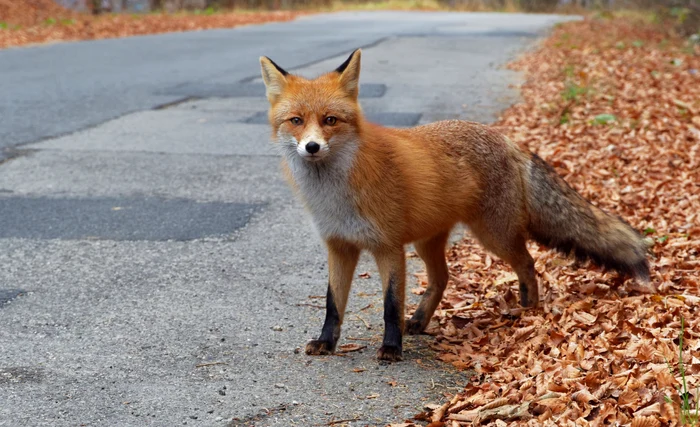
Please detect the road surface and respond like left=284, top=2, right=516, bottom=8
left=0, top=11, right=578, bottom=427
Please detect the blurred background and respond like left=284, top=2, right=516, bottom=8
left=52, top=0, right=700, bottom=21
left=1, top=0, right=698, bottom=45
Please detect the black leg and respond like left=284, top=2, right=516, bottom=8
left=305, top=282, right=340, bottom=355
left=377, top=273, right=403, bottom=362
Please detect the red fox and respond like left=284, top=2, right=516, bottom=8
left=259, top=49, right=650, bottom=362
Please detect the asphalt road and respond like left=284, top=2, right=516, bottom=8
left=0, top=11, right=578, bottom=427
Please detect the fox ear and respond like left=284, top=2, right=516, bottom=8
left=260, top=56, right=289, bottom=104
left=335, top=49, right=361, bottom=98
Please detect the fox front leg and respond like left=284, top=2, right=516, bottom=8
left=372, top=248, right=406, bottom=362
left=305, top=240, right=360, bottom=355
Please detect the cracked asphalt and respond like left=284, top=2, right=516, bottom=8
left=0, top=11, right=578, bottom=427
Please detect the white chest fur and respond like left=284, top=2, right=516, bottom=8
left=285, top=148, right=378, bottom=247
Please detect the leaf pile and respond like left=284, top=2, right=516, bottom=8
left=417, top=16, right=700, bottom=427
left=0, top=0, right=77, bottom=27
left=0, top=2, right=306, bottom=49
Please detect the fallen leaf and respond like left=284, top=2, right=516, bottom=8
left=630, top=415, right=661, bottom=427
left=634, top=402, right=661, bottom=417
left=337, top=344, right=366, bottom=353
left=572, top=311, right=597, bottom=326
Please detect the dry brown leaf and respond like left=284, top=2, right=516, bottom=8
left=337, top=344, right=366, bottom=353
left=660, top=400, right=679, bottom=422
left=572, top=389, right=598, bottom=404
left=618, top=389, right=641, bottom=407
left=634, top=402, right=661, bottom=417
left=572, top=311, right=598, bottom=326
left=655, top=370, right=677, bottom=389
left=512, top=325, right=537, bottom=341
left=630, top=415, right=661, bottom=427
left=481, top=398, right=510, bottom=410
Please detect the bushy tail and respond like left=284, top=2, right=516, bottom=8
left=525, top=153, right=651, bottom=282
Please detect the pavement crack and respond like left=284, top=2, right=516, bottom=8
left=152, top=96, right=200, bottom=110
left=237, top=37, right=390, bottom=84
left=0, top=148, right=37, bottom=166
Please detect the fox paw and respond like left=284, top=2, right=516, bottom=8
left=405, top=318, right=425, bottom=335
left=305, top=339, right=335, bottom=355
left=519, top=282, right=540, bottom=308
left=377, top=345, right=403, bottom=362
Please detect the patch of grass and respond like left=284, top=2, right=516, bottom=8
left=593, top=10, right=614, bottom=20
left=632, top=40, right=644, bottom=48
left=591, top=113, right=617, bottom=125
left=563, top=65, right=575, bottom=78
left=610, top=9, right=658, bottom=25
left=562, top=82, right=590, bottom=103
left=665, top=316, right=699, bottom=426
left=681, top=44, right=697, bottom=55
left=670, top=6, right=692, bottom=23
left=330, top=0, right=444, bottom=11
left=194, top=6, right=218, bottom=15
left=0, top=21, right=7, bottom=30
left=60, top=18, right=74, bottom=26
left=43, top=17, right=57, bottom=26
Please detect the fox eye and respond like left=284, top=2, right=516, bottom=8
left=290, top=117, right=303, bottom=125
left=324, top=116, right=337, bottom=126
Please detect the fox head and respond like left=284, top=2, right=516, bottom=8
left=259, top=49, right=363, bottom=163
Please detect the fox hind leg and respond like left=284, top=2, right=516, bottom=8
left=306, top=240, right=360, bottom=355
left=468, top=220, right=539, bottom=308
left=509, top=243, right=538, bottom=308
left=406, top=231, right=450, bottom=335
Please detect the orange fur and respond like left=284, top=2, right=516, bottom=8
left=260, top=49, right=650, bottom=362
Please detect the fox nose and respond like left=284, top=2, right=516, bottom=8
left=305, top=141, right=320, bottom=154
